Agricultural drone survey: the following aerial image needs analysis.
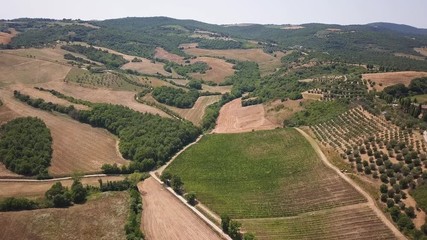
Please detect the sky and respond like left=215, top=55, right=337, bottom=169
left=2, top=0, right=427, bottom=28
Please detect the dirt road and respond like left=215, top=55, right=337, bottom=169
left=139, top=177, right=223, bottom=240
left=296, top=128, right=406, bottom=240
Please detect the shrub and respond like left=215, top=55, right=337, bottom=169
left=185, top=192, right=197, bottom=206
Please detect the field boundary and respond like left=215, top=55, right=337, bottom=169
left=0, top=174, right=114, bottom=182
left=295, top=128, right=406, bottom=240
left=149, top=173, right=231, bottom=240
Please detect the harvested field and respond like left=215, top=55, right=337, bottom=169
left=37, top=80, right=169, bottom=117
left=415, top=47, right=427, bottom=57
left=1, top=45, right=92, bottom=65
left=0, top=191, right=128, bottom=240
left=14, top=84, right=89, bottom=110
left=302, top=91, right=323, bottom=100
left=362, top=71, right=427, bottom=91
left=142, top=94, right=220, bottom=125
left=0, top=29, right=17, bottom=44
left=0, top=52, right=71, bottom=86
left=174, top=95, right=221, bottom=125
left=154, top=47, right=185, bottom=64
left=122, top=59, right=171, bottom=76
left=139, top=177, right=222, bottom=240
left=184, top=48, right=283, bottom=75
left=264, top=99, right=304, bottom=125
left=190, top=57, right=235, bottom=83
left=239, top=204, right=396, bottom=240
left=0, top=164, right=20, bottom=178
left=167, top=129, right=366, bottom=219
left=394, top=52, right=425, bottom=61
left=1, top=89, right=128, bottom=176
left=0, top=176, right=126, bottom=198
left=213, top=98, right=279, bottom=133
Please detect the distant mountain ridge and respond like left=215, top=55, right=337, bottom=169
left=367, top=22, right=427, bottom=35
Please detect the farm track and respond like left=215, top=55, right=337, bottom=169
left=295, top=128, right=406, bottom=240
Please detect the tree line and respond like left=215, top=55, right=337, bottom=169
left=14, top=91, right=201, bottom=171
left=61, top=44, right=128, bottom=68
left=152, top=86, right=200, bottom=108
left=0, top=117, right=52, bottom=178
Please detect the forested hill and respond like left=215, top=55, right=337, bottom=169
left=1, top=17, right=427, bottom=69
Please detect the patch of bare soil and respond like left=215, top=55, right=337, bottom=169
left=139, top=178, right=222, bottom=240
left=0, top=176, right=126, bottom=198
left=264, top=99, right=304, bottom=125
left=213, top=98, right=279, bottom=133
left=0, top=191, right=128, bottom=240
left=415, top=47, right=427, bottom=57
left=0, top=28, right=17, bottom=44
left=155, top=47, right=185, bottom=64
left=362, top=71, right=427, bottom=91
left=184, top=48, right=283, bottom=75
left=190, top=57, right=235, bottom=83
left=122, top=59, right=171, bottom=76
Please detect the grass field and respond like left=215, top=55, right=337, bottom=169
left=0, top=191, right=128, bottom=240
left=239, top=205, right=396, bottom=240
left=167, top=128, right=365, bottom=218
left=411, top=184, right=427, bottom=212
left=413, top=94, right=427, bottom=104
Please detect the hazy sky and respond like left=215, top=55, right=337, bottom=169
left=2, top=0, right=427, bottom=28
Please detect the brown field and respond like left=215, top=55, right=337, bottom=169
left=122, top=59, right=171, bottom=76
left=0, top=164, right=20, bottom=178
left=184, top=47, right=283, bottom=75
left=363, top=71, right=427, bottom=91
left=173, top=95, right=221, bottom=125
left=1, top=45, right=93, bottom=65
left=302, top=91, right=323, bottom=100
left=0, top=176, right=126, bottom=198
left=190, top=57, right=235, bottom=83
left=14, top=85, right=89, bottom=110
left=0, top=29, right=17, bottom=44
left=155, top=47, right=185, bottom=64
left=239, top=204, right=396, bottom=240
left=0, top=191, right=128, bottom=240
left=213, top=98, right=279, bottom=133
left=0, top=89, right=128, bottom=176
left=0, top=53, right=71, bottom=86
left=415, top=47, right=427, bottom=57
left=139, top=178, right=222, bottom=240
left=179, top=42, right=198, bottom=49
left=38, top=80, right=170, bottom=117
left=264, top=99, right=304, bottom=125
left=143, top=94, right=220, bottom=125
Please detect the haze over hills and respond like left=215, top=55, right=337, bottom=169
left=0, top=15, right=427, bottom=240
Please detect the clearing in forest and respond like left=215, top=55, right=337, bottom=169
left=0, top=192, right=129, bottom=240
left=362, top=71, right=427, bottom=91
left=0, top=29, right=17, bottom=44
left=190, top=57, right=235, bottom=83
left=184, top=47, right=283, bottom=75
left=154, top=47, right=185, bottom=64
left=213, top=98, right=279, bottom=133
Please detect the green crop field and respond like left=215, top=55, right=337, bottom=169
left=413, top=94, right=427, bottom=104
left=167, top=128, right=365, bottom=219
left=239, top=205, right=395, bottom=240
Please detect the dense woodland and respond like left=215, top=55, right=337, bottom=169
left=3, top=18, right=427, bottom=71
left=152, top=86, right=200, bottom=108
left=0, top=117, right=52, bottom=177
left=163, top=61, right=210, bottom=78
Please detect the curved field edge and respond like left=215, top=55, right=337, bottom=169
left=166, top=128, right=366, bottom=219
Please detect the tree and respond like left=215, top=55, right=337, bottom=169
left=404, top=206, right=416, bottom=218
left=185, top=192, right=197, bottom=206
left=397, top=214, right=415, bottom=230
left=221, top=214, right=231, bottom=233
left=71, top=179, right=87, bottom=204
left=171, top=175, right=183, bottom=194
left=380, top=184, right=388, bottom=193
left=243, top=233, right=256, bottom=240
left=229, top=220, right=242, bottom=240
left=45, top=182, right=72, bottom=208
